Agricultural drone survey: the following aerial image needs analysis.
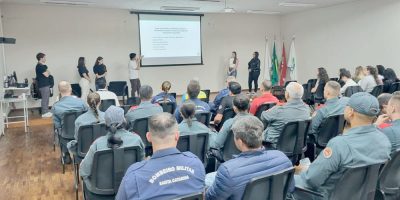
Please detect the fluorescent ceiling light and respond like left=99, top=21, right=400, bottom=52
left=40, top=0, right=95, bottom=6
left=279, top=2, right=316, bottom=7
left=247, top=10, right=280, bottom=15
left=160, top=6, right=200, bottom=11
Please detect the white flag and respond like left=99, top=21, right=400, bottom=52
left=288, top=39, right=297, bottom=81
left=263, top=37, right=272, bottom=80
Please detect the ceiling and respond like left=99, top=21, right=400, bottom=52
left=2, top=0, right=362, bottom=15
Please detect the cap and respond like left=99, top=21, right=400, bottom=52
left=104, top=105, right=125, bottom=126
left=347, top=92, right=380, bottom=116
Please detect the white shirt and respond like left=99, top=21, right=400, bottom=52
left=97, top=89, right=120, bottom=106
left=340, top=78, right=358, bottom=94
left=229, top=57, right=238, bottom=69
left=128, top=60, right=139, bottom=79
left=358, top=75, right=377, bottom=93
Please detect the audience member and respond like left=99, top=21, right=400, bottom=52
left=249, top=80, right=279, bottom=115
left=214, top=81, right=242, bottom=124
left=96, top=79, right=120, bottom=106
left=311, top=67, right=330, bottom=94
left=116, top=113, right=205, bottom=199
left=358, top=66, right=382, bottom=92
left=205, top=115, right=293, bottom=200
left=93, top=56, right=107, bottom=91
left=377, top=64, right=385, bottom=81
left=210, top=76, right=236, bottom=114
left=179, top=101, right=214, bottom=138
left=77, top=57, right=91, bottom=103
left=376, top=92, right=400, bottom=153
left=181, top=79, right=207, bottom=102
left=125, top=85, right=162, bottom=124
left=353, top=66, right=365, bottom=83
left=378, top=93, right=393, bottom=115
left=248, top=51, right=261, bottom=93
left=339, top=69, right=357, bottom=94
left=128, top=53, right=143, bottom=97
left=382, top=68, right=399, bottom=93
left=35, top=52, right=53, bottom=118
left=151, top=81, right=176, bottom=104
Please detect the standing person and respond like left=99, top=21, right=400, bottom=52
left=77, top=57, right=91, bottom=102
left=128, top=53, right=143, bottom=97
left=93, top=56, right=107, bottom=91
left=35, top=52, right=52, bottom=118
left=248, top=51, right=261, bottom=94
left=227, top=51, right=238, bottom=78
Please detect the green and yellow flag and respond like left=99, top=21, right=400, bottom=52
left=271, top=42, right=280, bottom=86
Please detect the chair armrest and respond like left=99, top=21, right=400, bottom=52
left=295, top=186, right=324, bottom=197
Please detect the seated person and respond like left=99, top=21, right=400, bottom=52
left=205, top=115, right=293, bottom=200
left=261, top=82, right=310, bottom=147
left=249, top=80, right=279, bottom=115
left=116, top=113, right=205, bottom=200
left=67, top=92, right=105, bottom=154
left=179, top=101, right=214, bottom=136
left=209, top=76, right=236, bottom=114
left=358, top=66, right=381, bottom=93
left=151, top=81, right=176, bottom=104
left=339, top=69, right=358, bottom=95
left=181, top=79, right=207, bottom=102
left=378, top=93, right=392, bottom=115
left=125, top=85, right=163, bottom=124
left=52, top=81, right=88, bottom=163
left=310, top=67, right=329, bottom=102
left=80, top=106, right=145, bottom=181
left=209, top=94, right=251, bottom=150
left=294, top=92, right=391, bottom=199
left=376, top=92, right=400, bottom=153
left=96, top=79, right=120, bottom=106
left=214, top=81, right=242, bottom=124
left=174, top=79, right=210, bottom=123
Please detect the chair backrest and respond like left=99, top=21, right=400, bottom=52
left=377, top=150, right=400, bottom=196
left=89, top=146, right=143, bottom=195
left=370, top=85, right=384, bottom=97
left=272, top=86, right=285, bottom=101
left=330, top=77, right=339, bottom=82
left=255, top=103, right=276, bottom=119
left=216, top=108, right=236, bottom=131
left=108, top=81, right=128, bottom=97
left=77, top=123, right=107, bottom=158
left=169, top=92, right=177, bottom=100
left=242, top=167, right=295, bottom=200
left=315, top=115, right=345, bottom=148
left=176, top=133, right=209, bottom=164
left=194, top=111, right=211, bottom=127
left=71, top=83, right=82, bottom=98
left=344, top=85, right=363, bottom=97
left=100, top=99, right=116, bottom=112
left=120, top=105, right=131, bottom=114
left=330, top=163, right=383, bottom=200
left=388, top=82, right=400, bottom=93
left=126, top=97, right=141, bottom=106
left=200, top=89, right=211, bottom=103
left=160, top=102, right=177, bottom=114
left=174, top=192, right=204, bottom=200
left=61, top=111, right=83, bottom=139
left=307, top=79, right=317, bottom=88
left=284, top=80, right=297, bottom=88
left=222, top=131, right=241, bottom=162
left=130, top=117, right=151, bottom=147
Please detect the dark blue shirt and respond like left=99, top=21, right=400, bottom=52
left=210, top=88, right=229, bottom=112
left=78, top=65, right=89, bottom=78
left=93, top=64, right=107, bottom=76
left=175, top=98, right=210, bottom=123
left=151, top=92, right=176, bottom=104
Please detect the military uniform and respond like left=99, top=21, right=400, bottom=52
left=179, top=118, right=214, bottom=136
left=52, top=96, right=88, bottom=129
left=380, top=119, right=400, bottom=154
left=151, top=92, right=176, bottom=104
left=116, top=148, right=205, bottom=200
left=125, top=101, right=163, bottom=123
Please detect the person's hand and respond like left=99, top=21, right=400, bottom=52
left=311, top=87, right=317, bottom=93
left=295, top=165, right=307, bottom=174
left=375, top=114, right=390, bottom=126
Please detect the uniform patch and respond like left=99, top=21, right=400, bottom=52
left=323, top=147, right=332, bottom=158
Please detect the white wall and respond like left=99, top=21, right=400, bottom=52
left=0, top=5, right=5, bottom=134
left=281, top=0, right=400, bottom=83
left=1, top=3, right=281, bottom=107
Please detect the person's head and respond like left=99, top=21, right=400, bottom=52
left=180, top=101, right=196, bottom=126
left=260, top=80, right=273, bottom=93
left=146, top=112, right=179, bottom=150
left=383, top=68, right=398, bottom=82
left=232, top=94, right=250, bottom=113
left=285, top=82, right=304, bottom=101
left=161, top=81, right=171, bottom=93
left=232, top=51, right=237, bottom=64
left=231, top=115, right=264, bottom=152
left=36, top=52, right=46, bottom=63
left=387, top=92, right=400, bottom=120
left=78, top=57, right=85, bottom=68
left=228, top=82, right=241, bottom=96
left=104, top=106, right=126, bottom=149
left=366, top=66, right=380, bottom=84
left=317, top=67, right=329, bottom=82
left=139, top=85, right=153, bottom=101
left=97, top=79, right=107, bottom=90
left=187, top=79, right=201, bottom=99
left=339, top=69, right=352, bottom=81
left=378, top=93, right=393, bottom=115
left=95, top=56, right=103, bottom=65
left=87, top=92, right=101, bottom=122
left=344, top=92, right=380, bottom=127
left=324, top=81, right=341, bottom=99
left=377, top=65, right=385, bottom=76
left=58, top=81, right=72, bottom=97
left=355, top=66, right=366, bottom=77
left=129, top=53, right=137, bottom=60
left=253, top=51, right=259, bottom=59
left=225, top=76, right=236, bottom=87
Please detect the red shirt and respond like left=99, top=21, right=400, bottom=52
left=249, top=92, right=279, bottom=115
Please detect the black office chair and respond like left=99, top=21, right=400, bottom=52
left=129, top=117, right=152, bottom=156
left=276, top=120, right=311, bottom=165
left=126, top=97, right=141, bottom=107
left=174, top=192, right=204, bottom=200
left=370, top=85, right=384, bottom=97
left=242, top=167, right=295, bottom=200
left=222, top=131, right=241, bottom=162
left=255, top=103, right=276, bottom=120
left=313, top=84, right=325, bottom=104
left=314, top=115, right=345, bottom=150
left=100, top=99, right=116, bottom=112
left=71, top=83, right=82, bottom=98
left=296, top=163, right=383, bottom=200
left=195, top=111, right=211, bottom=127
left=330, top=77, right=339, bottom=82
left=344, top=85, right=363, bottom=97
left=119, top=105, right=131, bottom=114
left=82, top=146, right=143, bottom=200
left=272, top=86, right=285, bottom=101
left=388, top=82, right=400, bottom=94
left=200, top=89, right=211, bottom=103
left=303, top=79, right=317, bottom=104
left=375, top=150, right=400, bottom=200
left=169, top=92, right=177, bottom=100
left=108, top=81, right=129, bottom=104
left=284, top=80, right=297, bottom=88
left=177, top=133, right=209, bottom=165
left=215, top=108, right=236, bottom=131
left=160, top=102, right=177, bottom=114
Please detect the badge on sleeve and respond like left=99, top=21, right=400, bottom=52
left=323, top=147, right=333, bottom=158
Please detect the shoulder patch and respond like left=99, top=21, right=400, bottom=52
left=379, top=123, right=392, bottom=129
left=130, top=105, right=139, bottom=110
left=323, top=147, right=333, bottom=158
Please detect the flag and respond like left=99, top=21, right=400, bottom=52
left=263, top=38, right=271, bottom=80
left=288, top=39, right=297, bottom=81
left=279, top=43, right=288, bottom=86
left=271, top=42, right=279, bottom=86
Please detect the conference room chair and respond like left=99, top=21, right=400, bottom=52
left=177, top=132, right=209, bottom=166
left=215, top=108, right=236, bottom=131
left=344, top=85, right=363, bottom=97
left=129, top=117, right=152, bottom=156
left=108, top=81, right=129, bottom=104
left=314, top=115, right=345, bottom=152
left=222, top=131, right=241, bottom=162
left=71, top=83, right=82, bottom=98
left=57, top=111, right=84, bottom=173
left=82, top=146, right=143, bottom=200
left=375, top=150, right=400, bottom=200
left=330, top=77, right=339, bottom=82
left=370, top=85, right=384, bottom=97
left=284, top=80, right=297, bottom=88
left=295, top=163, right=383, bottom=200
left=169, top=92, right=177, bottom=100
left=173, top=192, right=204, bottom=200
left=99, top=99, right=116, bottom=112
left=195, top=111, right=211, bottom=127
left=388, top=82, right=400, bottom=94
left=200, top=89, right=211, bottom=103
left=160, top=101, right=177, bottom=114
left=72, top=123, right=107, bottom=200
left=241, top=167, right=295, bottom=200
left=254, top=103, right=276, bottom=120
left=313, top=84, right=325, bottom=104
left=271, top=86, right=285, bottom=101
left=119, top=105, right=131, bottom=114
left=303, top=79, right=317, bottom=104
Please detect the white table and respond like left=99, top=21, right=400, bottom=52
left=1, top=86, right=30, bottom=134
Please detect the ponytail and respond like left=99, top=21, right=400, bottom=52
left=87, top=92, right=101, bottom=123
left=107, top=123, right=124, bottom=149
left=180, top=101, right=196, bottom=127
left=161, top=81, right=172, bottom=103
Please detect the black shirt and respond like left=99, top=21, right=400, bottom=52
left=217, top=95, right=234, bottom=114
left=248, top=58, right=260, bottom=72
left=78, top=65, right=89, bottom=78
left=93, top=64, right=107, bottom=77
left=35, top=63, right=50, bottom=88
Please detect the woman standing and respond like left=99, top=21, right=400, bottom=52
left=248, top=51, right=261, bottom=94
left=93, top=56, right=107, bottom=91
left=77, top=57, right=91, bottom=102
left=228, top=51, right=238, bottom=78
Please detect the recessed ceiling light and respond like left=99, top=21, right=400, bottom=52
left=279, top=2, right=316, bottom=7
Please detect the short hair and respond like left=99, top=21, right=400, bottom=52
left=187, top=80, right=201, bottom=99
left=161, top=81, right=171, bottom=93
left=233, top=94, right=250, bottom=111
left=139, top=85, right=153, bottom=100
left=129, top=53, right=136, bottom=60
left=97, top=79, right=107, bottom=89
left=231, top=115, right=263, bottom=149
left=148, top=113, right=178, bottom=139
left=340, top=69, right=352, bottom=79
left=378, top=93, right=392, bottom=109
left=261, top=80, right=272, bottom=91
left=58, top=81, right=71, bottom=94
left=389, top=93, right=400, bottom=108
left=325, top=81, right=341, bottom=96
left=36, top=52, right=45, bottom=61
left=226, top=76, right=236, bottom=83
left=228, top=82, right=241, bottom=95
left=285, top=82, right=304, bottom=99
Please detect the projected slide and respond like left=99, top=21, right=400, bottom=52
left=139, top=14, right=202, bottom=66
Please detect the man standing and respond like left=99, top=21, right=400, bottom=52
left=35, top=52, right=52, bottom=118
left=128, top=53, right=142, bottom=97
